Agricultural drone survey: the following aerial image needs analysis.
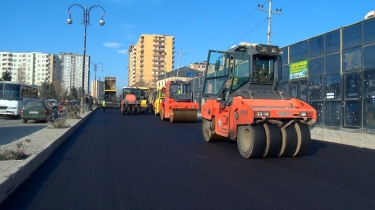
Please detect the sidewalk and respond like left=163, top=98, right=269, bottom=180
left=0, top=109, right=95, bottom=203
left=1, top=110, right=374, bottom=203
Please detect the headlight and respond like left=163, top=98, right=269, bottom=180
left=254, top=111, right=270, bottom=117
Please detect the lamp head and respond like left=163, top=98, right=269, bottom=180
left=67, top=18, right=72, bottom=24
left=99, top=19, right=105, bottom=26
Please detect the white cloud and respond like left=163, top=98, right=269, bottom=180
left=117, top=49, right=128, bottom=54
left=103, top=42, right=122, bottom=48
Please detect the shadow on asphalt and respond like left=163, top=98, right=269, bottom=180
left=0, top=126, right=47, bottom=146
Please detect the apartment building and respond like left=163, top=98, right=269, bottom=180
left=128, top=34, right=175, bottom=88
left=90, top=80, right=104, bottom=100
left=0, top=52, right=60, bottom=86
left=57, top=52, right=90, bottom=94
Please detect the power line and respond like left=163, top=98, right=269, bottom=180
left=184, top=8, right=260, bottom=53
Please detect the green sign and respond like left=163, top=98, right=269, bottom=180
left=290, top=60, right=308, bottom=79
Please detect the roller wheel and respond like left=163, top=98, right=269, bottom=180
left=263, top=123, right=282, bottom=157
left=131, top=106, right=136, bottom=114
left=136, top=107, right=140, bottom=115
left=121, top=107, right=126, bottom=115
left=237, top=125, right=266, bottom=158
left=154, top=108, right=159, bottom=116
left=160, top=109, right=166, bottom=121
left=279, top=123, right=298, bottom=157
left=126, top=107, right=131, bottom=115
left=293, top=123, right=311, bottom=157
left=202, top=117, right=225, bottom=142
left=170, top=110, right=175, bottom=123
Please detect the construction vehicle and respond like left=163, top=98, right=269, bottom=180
left=160, top=80, right=199, bottom=123
left=152, top=88, right=164, bottom=116
left=201, top=42, right=317, bottom=158
left=104, top=77, right=118, bottom=108
left=120, top=87, right=148, bottom=115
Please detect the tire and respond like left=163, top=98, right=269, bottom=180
left=136, top=107, right=140, bottom=115
left=279, top=123, right=298, bottom=157
left=131, top=106, right=136, bottom=115
left=202, top=117, right=225, bottom=142
left=263, top=123, right=282, bottom=157
left=160, top=109, right=166, bottom=121
left=121, top=107, right=125, bottom=115
left=23, top=119, right=27, bottom=124
left=293, top=123, right=311, bottom=157
left=237, top=125, right=266, bottom=158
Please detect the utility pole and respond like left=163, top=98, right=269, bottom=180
left=176, top=49, right=185, bottom=81
left=258, top=0, right=281, bottom=45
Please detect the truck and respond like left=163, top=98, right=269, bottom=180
left=104, top=77, right=118, bottom=108
left=159, top=80, right=199, bottom=123
left=201, top=42, right=317, bottom=158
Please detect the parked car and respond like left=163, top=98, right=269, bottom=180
left=21, top=99, right=58, bottom=123
left=47, top=99, right=58, bottom=107
left=58, top=101, right=67, bottom=113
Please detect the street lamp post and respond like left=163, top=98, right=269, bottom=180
left=91, top=62, right=103, bottom=100
left=67, top=4, right=105, bottom=114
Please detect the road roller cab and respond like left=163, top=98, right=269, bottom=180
left=159, top=80, right=199, bottom=123
left=201, top=42, right=317, bottom=158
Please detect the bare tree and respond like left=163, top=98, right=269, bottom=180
left=17, top=67, right=26, bottom=83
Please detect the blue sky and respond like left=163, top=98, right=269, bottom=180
left=1, top=0, right=373, bottom=91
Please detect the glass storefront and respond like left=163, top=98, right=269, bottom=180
left=281, top=17, right=375, bottom=133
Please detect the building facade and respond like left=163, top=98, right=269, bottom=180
left=278, top=17, right=375, bottom=134
left=156, top=66, right=202, bottom=89
left=57, top=52, right=90, bottom=94
left=189, top=61, right=207, bottom=72
left=90, top=80, right=104, bottom=100
left=128, top=34, right=175, bottom=88
left=0, top=52, right=60, bottom=86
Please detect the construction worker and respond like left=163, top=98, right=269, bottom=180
left=101, top=99, right=106, bottom=112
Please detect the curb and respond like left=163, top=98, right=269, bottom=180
left=0, top=110, right=95, bottom=204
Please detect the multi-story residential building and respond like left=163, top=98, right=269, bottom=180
left=57, top=52, right=90, bottom=94
left=189, top=61, right=207, bottom=72
left=90, top=80, right=104, bottom=100
left=0, top=52, right=60, bottom=86
left=128, top=34, right=175, bottom=88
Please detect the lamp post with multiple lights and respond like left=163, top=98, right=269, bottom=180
left=66, top=4, right=106, bottom=114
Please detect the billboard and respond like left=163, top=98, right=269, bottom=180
left=290, top=60, right=308, bottom=80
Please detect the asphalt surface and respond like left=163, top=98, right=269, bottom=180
left=1, top=109, right=375, bottom=209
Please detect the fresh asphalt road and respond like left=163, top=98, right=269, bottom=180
left=1, top=109, right=375, bottom=209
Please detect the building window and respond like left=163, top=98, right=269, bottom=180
left=325, top=30, right=340, bottom=54
left=363, top=18, right=375, bottom=44
left=290, top=41, right=308, bottom=63
left=343, top=23, right=362, bottom=49
left=363, top=44, right=375, bottom=69
left=309, top=36, right=324, bottom=58
left=309, top=56, right=324, bottom=77
left=342, top=47, right=361, bottom=72
left=324, top=53, right=340, bottom=74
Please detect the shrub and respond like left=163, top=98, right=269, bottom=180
left=0, top=139, right=31, bottom=160
left=49, top=118, right=70, bottom=129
